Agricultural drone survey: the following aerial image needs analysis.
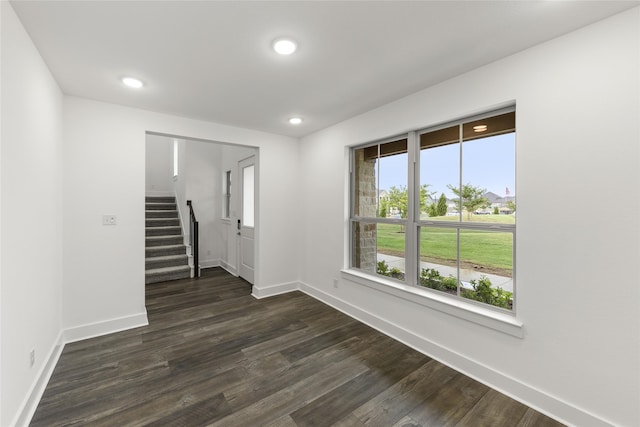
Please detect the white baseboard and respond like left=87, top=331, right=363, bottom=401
left=251, top=281, right=300, bottom=299
left=199, top=258, right=221, bottom=269
left=63, top=311, right=149, bottom=344
left=220, top=261, right=237, bottom=277
left=14, top=312, right=148, bottom=426
left=298, top=281, right=615, bottom=427
left=12, top=331, right=65, bottom=427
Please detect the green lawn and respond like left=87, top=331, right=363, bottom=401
left=418, top=213, right=515, bottom=224
left=377, top=215, right=513, bottom=275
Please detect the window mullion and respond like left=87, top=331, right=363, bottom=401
left=457, top=124, right=463, bottom=296
left=405, top=131, right=418, bottom=286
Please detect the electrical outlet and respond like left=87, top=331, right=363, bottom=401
left=333, top=278, right=339, bottom=289
left=30, top=349, right=35, bottom=368
left=102, top=215, right=117, bottom=225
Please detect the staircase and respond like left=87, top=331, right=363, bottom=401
left=145, top=196, right=191, bottom=284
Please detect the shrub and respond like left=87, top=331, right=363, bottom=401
left=441, top=275, right=459, bottom=291
left=419, top=268, right=442, bottom=289
left=389, top=267, right=402, bottom=276
left=376, top=260, right=405, bottom=280
left=383, top=265, right=512, bottom=309
left=377, top=260, right=389, bottom=276
left=419, top=268, right=457, bottom=293
left=460, top=275, right=512, bottom=309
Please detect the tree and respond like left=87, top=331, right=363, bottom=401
left=428, top=203, right=438, bottom=217
left=386, top=184, right=435, bottom=221
left=386, top=186, right=408, bottom=218
left=419, top=184, right=435, bottom=216
left=506, top=200, right=516, bottom=212
left=436, top=193, right=448, bottom=216
left=386, top=186, right=408, bottom=232
left=379, top=197, right=388, bottom=218
left=493, top=206, right=499, bottom=215
left=446, top=183, right=489, bottom=220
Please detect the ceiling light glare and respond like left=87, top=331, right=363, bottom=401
left=288, top=117, right=303, bottom=125
left=273, top=38, right=297, bottom=55
left=122, top=77, right=143, bottom=89
left=473, top=125, right=488, bottom=132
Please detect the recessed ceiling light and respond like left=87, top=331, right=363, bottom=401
left=273, top=38, right=297, bottom=55
left=473, top=125, right=488, bottom=132
left=289, top=117, right=303, bottom=125
left=122, top=77, right=143, bottom=89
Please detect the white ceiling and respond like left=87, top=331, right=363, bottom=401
left=10, top=1, right=639, bottom=138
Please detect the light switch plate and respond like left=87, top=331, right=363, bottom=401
left=102, top=215, right=117, bottom=225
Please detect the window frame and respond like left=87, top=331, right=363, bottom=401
left=223, top=170, right=231, bottom=219
left=349, top=106, right=517, bottom=316
left=350, top=134, right=413, bottom=278
left=173, top=139, right=179, bottom=179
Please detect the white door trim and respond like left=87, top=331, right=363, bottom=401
left=238, top=156, right=256, bottom=284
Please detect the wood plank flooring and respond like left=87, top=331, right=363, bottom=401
left=30, top=268, right=564, bottom=426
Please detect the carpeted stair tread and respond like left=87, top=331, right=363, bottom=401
left=146, top=218, right=180, bottom=227
left=146, top=244, right=187, bottom=257
left=146, top=226, right=182, bottom=236
left=147, top=265, right=190, bottom=273
left=145, top=196, right=176, bottom=203
left=146, top=203, right=177, bottom=210
left=146, top=235, right=184, bottom=246
left=145, top=265, right=191, bottom=285
left=146, top=254, right=188, bottom=270
left=145, top=195, right=192, bottom=284
left=146, top=210, right=179, bottom=219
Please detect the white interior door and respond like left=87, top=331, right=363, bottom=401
left=238, top=156, right=255, bottom=284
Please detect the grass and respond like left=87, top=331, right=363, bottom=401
left=376, top=214, right=513, bottom=275
left=419, top=213, right=515, bottom=224
left=376, top=223, right=407, bottom=253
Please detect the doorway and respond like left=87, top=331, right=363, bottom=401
left=145, top=132, right=257, bottom=284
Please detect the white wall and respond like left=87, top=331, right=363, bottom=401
left=145, top=134, right=174, bottom=195
left=0, top=3, right=64, bottom=426
left=172, top=138, right=188, bottom=246
left=299, top=8, right=639, bottom=427
left=183, top=140, right=223, bottom=267
left=63, top=96, right=299, bottom=334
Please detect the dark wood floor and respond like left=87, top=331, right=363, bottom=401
left=31, top=268, right=564, bottom=427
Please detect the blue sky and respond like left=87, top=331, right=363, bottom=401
left=379, top=133, right=515, bottom=198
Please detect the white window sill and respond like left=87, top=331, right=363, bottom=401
left=341, top=269, right=524, bottom=338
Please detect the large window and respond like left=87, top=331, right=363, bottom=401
left=350, top=108, right=516, bottom=312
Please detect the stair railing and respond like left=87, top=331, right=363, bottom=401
left=186, top=200, right=199, bottom=278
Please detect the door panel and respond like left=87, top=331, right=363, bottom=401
left=238, top=156, right=255, bottom=284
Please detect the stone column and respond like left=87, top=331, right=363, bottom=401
left=353, top=149, right=377, bottom=273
